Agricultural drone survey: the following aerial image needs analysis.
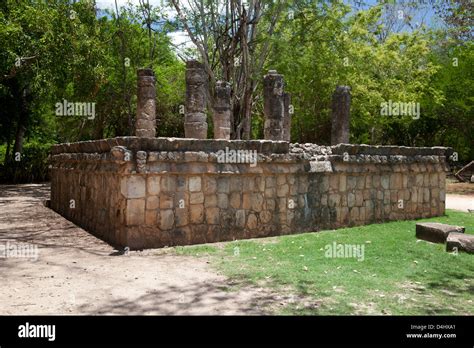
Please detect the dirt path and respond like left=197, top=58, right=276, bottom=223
left=446, top=194, right=474, bottom=212
left=0, top=184, right=274, bottom=315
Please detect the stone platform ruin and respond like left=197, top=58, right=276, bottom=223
left=49, top=63, right=452, bottom=249
left=50, top=138, right=451, bottom=249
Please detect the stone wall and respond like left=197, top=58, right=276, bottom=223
left=50, top=137, right=452, bottom=249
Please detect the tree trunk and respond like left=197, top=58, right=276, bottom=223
left=4, top=138, right=11, bottom=163
left=11, top=80, right=30, bottom=160
left=242, top=87, right=253, bottom=140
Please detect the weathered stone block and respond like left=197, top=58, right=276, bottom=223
left=423, top=174, right=430, bottom=187
left=161, top=176, right=177, bottom=192
left=121, top=176, right=146, bottom=198
left=145, top=210, right=157, bottom=226
left=415, top=174, right=424, bottom=186
left=175, top=209, right=189, bottom=227
left=176, top=176, right=187, bottom=192
left=251, top=193, right=264, bottom=212
left=328, top=193, right=341, bottom=207
left=339, top=174, right=347, bottom=192
left=230, top=192, right=241, bottom=209
left=160, top=193, right=174, bottom=209
left=243, top=177, right=256, bottom=191
left=126, top=199, right=145, bottom=225
left=381, top=175, right=390, bottom=190
left=330, top=175, right=339, bottom=191
left=261, top=211, right=272, bottom=224
left=446, top=232, right=474, bottom=254
left=265, top=188, right=276, bottom=198
left=277, top=175, right=287, bottom=186
left=372, top=175, right=380, bottom=188
left=217, top=177, right=230, bottom=193
left=265, top=198, right=276, bottom=211
left=160, top=209, right=175, bottom=230
left=365, top=175, right=372, bottom=189
left=347, top=193, right=355, bottom=207
left=146, top=176, right=160, bottom=195
left=236, top=210, right=246, bottom=227
left=204, top=194, right=217, bottom=208
left=206, top=207, right=220, bottom=225
left=321, top=194, right=328, bottom=206
left=266, top=176, right=276, bottom=188
left=416, top=222, right=465, bottom=243
left=190, top=192, right=204, bottom=204
left=146, top=196, right=159, bottom=210
left=423, top=188, right=430, bottom=203
left=390, top=190, right=398, bottom=203
left=320, top=177, right=329, bottom=192
left=247, top=213, right=258, bottom=230
left=230, top=177, right=242, bottom=192
left=190, top=204, right=204, bottom=223
left=217, top=193, right=229, bottom=209
left=189, top=176, right=202, bottom=192
left=277, top=184, right=289, bottom=197
left=390, top=173, right=402, bottom=189
left=242, top=193, right=252, bottom=210
left=350, top=207, right=359, bottom=221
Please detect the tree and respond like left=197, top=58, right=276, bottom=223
left=266, top=2, right=442, bottom=145
left=170, top=0, right=284, bottom=139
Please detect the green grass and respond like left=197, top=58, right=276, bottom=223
left=174, top=210, right=474, bottom=315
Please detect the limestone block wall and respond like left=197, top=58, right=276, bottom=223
left=50, top=137, right=451, bottom=249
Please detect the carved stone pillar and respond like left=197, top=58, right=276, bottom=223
left=213, top=81, right=231, bottom=140
left=135, top=68, right=156, bottom=137
left=185, top=60, right=208, bottom=139
left=263, top=70, right=285, bottom=140
left=330, top=85, right=351, bottom=145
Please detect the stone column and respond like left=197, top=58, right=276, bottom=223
left=185, top=60, right=208, bottom=139
left=135, top=68, right=156, bottom=137
left=330, top=85, right=351, bottom=145
left=213, top=81, right=231, bottom=140
left=135, top=68, right=156, bottom=138
left=282, top=92, right=292, bottom=142
left=263, top=70, right=285, bottom=141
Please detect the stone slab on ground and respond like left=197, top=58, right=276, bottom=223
left=415, top=222, right=465, bottom=244
left=446, top=232, right=474, bottom=254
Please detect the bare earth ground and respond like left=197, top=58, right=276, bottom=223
left=0, top=183, right=277, bottom=315
left=445, top=180, right=474, bottom=212
left=445, top=194, right=474, bottom=212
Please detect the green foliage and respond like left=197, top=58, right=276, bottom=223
left=0, top=1, right=472, bottom=183
left=267, top=3, right=447, bottom=148
left=0, top=0, right=185, bottom=183
left=0, top=141, right=52, bottom=183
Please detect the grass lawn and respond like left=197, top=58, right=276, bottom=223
left=174, top=210, right=474, bottom=315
